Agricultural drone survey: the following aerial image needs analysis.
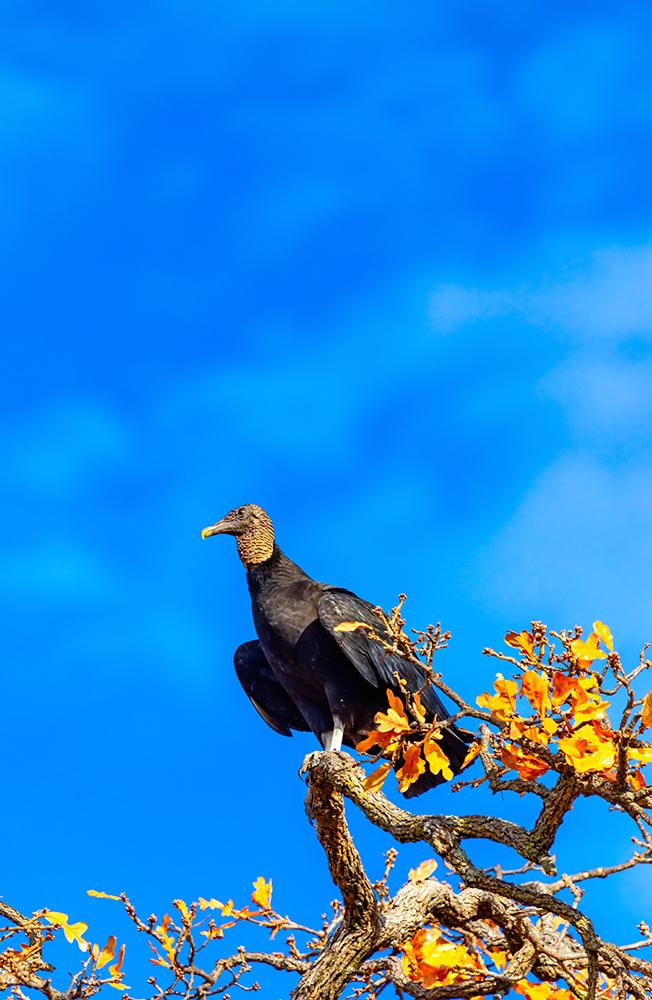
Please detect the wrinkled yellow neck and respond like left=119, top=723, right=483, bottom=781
left=236, top=524, right=275, bottom=566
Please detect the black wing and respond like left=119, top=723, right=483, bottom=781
left=318, top=590, right=440, bottom=706
left=234, top=640, right=311, bottom=737
left=318, top=589, right=471, bottom=758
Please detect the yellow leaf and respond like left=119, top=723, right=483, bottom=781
left=629, top=745, right=652, bottom=764
left=572, top=632, right=607, bottom=666
left=572, top=696, right=610, bottom=725
left=333, top=621, right=371, bottom=632
left=572, top=744, right=615, bottom=773
left=374, top=690, right=411, bottom=734
left=489, top=950, right=508, bottom=970
left=408, top=859, right=438, bottom=881
left=593, top=621, right=614, bottom=653
left=476, top=674, right=518, bottom=721
left=96, top=936, right=117, bottom=970
left=251, top=877, right=272, bottom=910
left=174, top=899, right=190, bottom=922
left=641, top=690, right=652, bottom=731
left=558, top=727, right=615, bottom=772
left=396, top=744, right=426, bottom=792
left=43, top=912, right=89, bottom=952
left=198, top=897, right=223, bottom=911
left=157, top=914, right=176, bottom=964
left=364, top=761, right=391, bottom=793
left=520, top=671, right=551, bottom=716
left=514, top=981, right=574, bottom=1000
left=87, top=890, right=122, bottom=901
left=423, top=733, right=454, bottom=781
left=504, top=629, right=536, bottom=661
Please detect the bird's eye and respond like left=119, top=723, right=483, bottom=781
left=238, top=507, right=246, bottom=518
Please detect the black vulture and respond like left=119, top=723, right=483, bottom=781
left=202, top=503, right=469, bottom=797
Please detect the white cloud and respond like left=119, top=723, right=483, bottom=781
left=430, top=242, right=652, bottom=340
left=475, top=453, right=652, bottom=636
left=442, top=240, right=652, bottom=635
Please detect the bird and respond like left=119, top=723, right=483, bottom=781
left=202, top=503, right=470, bottom=797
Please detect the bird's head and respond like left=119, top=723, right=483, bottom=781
left=201, top=504, right=275, bottom=566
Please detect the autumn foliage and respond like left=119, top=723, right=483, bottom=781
left=3, top=606, right=652, bottom=1000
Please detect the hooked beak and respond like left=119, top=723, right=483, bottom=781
left=201, top=518, right=233, bottom=539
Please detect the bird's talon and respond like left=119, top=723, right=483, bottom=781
left=298, top=750, right=325, bottom=779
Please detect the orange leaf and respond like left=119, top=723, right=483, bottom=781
left=628, top=770, right=646, bottom=791
left=87, top=891, right=121, bottom=901
left=396, top=745, right=426, bottom=793
left=505, top=629, right=536, bottom=661
left=460, top=742, right=480, bottom=769
left=402, top=926, right=483, bottom=987
left=356, top=729, right=396, bottom=753
left=333, top=621, right=372, bottom=633
left=641, top=690, right=652, bottom=731
left=364, top=761, right=391, bottom=793
left=412, top=692, right=426, bottom=724
left=408, top=859, right=438, bottom=881
left=148, top=940, right=170, bottom=968
left=500, top=744, right=548, bottom=781
left=96, top=936, right=117, bottom=970
left=551, top=672, right=576, bottom=707
left=520, top=671, right=551, bottom=717
left=200, top=920, right=237, bottom=939
left=108, top=943, right=125, bottom=979
left=251, top=877, right=272, bottom=910
left=628, top=745, right=652, bottom=764
left=593, top=620, right=614, bottom=653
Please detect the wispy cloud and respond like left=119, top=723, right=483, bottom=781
left=430, top=242, right=652, bottom=340
left=454, top=241, right=652, bottom=637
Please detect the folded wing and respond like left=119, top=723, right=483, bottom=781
left=317, top=589, right=472, bottom=782
left=234, top=640, right=311, bottom=737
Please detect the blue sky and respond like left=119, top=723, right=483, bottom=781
left=3, top=0, right=652, bottom=993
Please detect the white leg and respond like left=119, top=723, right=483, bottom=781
left=321, top=723, right=344, bottom=752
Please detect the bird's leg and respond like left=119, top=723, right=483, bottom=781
left=321, top=717, right=345, bottom=752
